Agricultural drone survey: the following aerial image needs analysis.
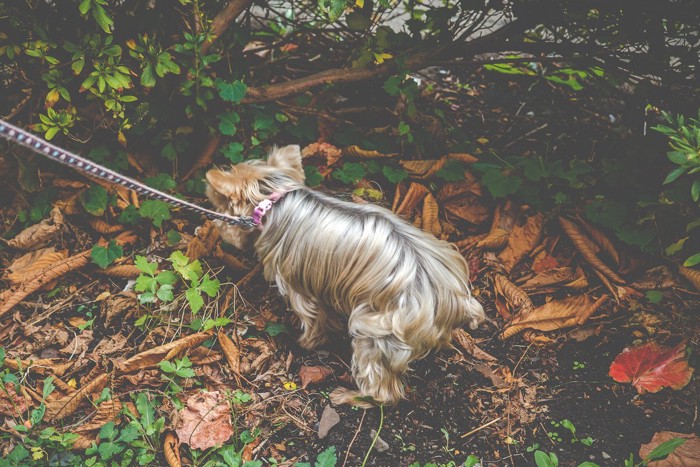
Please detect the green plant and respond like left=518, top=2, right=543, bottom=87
left=294, top=446, right=337, bottom=467
left=159, top=356, right=196, bottom=394
left=623, top=437, right=687, bottom=467
left=534, top=450, right=559, bottom=467
left=91, top=240, right=123, bottom=268
left=550, top=419, right=594, bottom=446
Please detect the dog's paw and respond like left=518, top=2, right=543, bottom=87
left=329, top=387, right=378, bottom=409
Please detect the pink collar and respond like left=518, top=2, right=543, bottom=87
left=252, top=192, right=284, bottom=227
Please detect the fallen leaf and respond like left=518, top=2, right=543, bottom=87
left=502, top=295, right=607, bottom=339
left=213, top=246, right=248, bottom=271
left=498, top=213, right=544, bottom=273
left=99, top=264, right=142, bottom=278
left=639, top=431, right=700, bottom=466
left=175, top=391, right=233, bottom=450
left=679, top=266, right=700, bottom=292
left=74, top=398, right=122, bottom=434
left=115, top=332, right=211, bottom=374
left=576, top=214, right=621, bottom=266
left=5, top=247, right=67, bottom=284
left=299, top=365, right=333, bottom=389
left=444, top=194, right=490, bottom=225
left=521, top=267, right=576, bottom=290
left=88, top=218, right=124, bottom=234
left=422, top=192, right=442, bottom=237
left=532, top=254, right=559, bottom=274
left=494, top=274, right=534, bottom=318
left=181, top=135, right=221, bottom=181
left=476, top=228, right=509, bottom=250
left=609, top=341, right=694, bottom=394
left=45, top=373, right=110, bottom=421
left=392, top=182, right=428, bottom=216
left=3, top=206, right=63, bottom=250
left=186, top=221, right=220, bottom=260
left=400, top=158, right=447, bottom=179
left=164, top=432, right=182, bottom=467
left=0, top=382, right=32, bottom=416
left=218, top=332, right=241, bottom=376
left=318, top=404, right=340, bottom=439
left=343, top=145, right=397, bottom=160
left=559, top=217, right=625, bottom=284
left=451, top=329, right=497, bottom=362
left=436, top=175, right=483, bottom=202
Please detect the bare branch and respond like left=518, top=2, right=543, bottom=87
left=202, top=0, right=254, bottom=53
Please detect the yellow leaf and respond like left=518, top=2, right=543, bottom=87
left=355, top=0, right=364, bottom=7
left=67, top=378, right=77, bottom=388
left=477, top=137, right=489, bottom=145
left=283, top=381, right=297, bottom=390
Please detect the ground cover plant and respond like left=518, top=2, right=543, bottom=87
left=1, top=0, right=699, bottom=465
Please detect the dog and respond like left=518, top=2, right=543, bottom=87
left=206, top=145, right=485, bottom=408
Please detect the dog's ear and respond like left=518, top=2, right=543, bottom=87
left=268, top=145, right=304, bottom=181
left=206, top=169, right=236, bottom=197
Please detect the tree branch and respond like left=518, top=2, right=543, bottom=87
left=201, top=0, right=254, bottom=53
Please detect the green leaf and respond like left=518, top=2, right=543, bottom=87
left=80, top=185, right=109, bottom=216
left=156, top=284, right=174, bottom=302
left=135, top=275, right=157, bottom=293
left=199, top=274, right=220, bottom=297
left=221, top=142, right=245, bottom=163
left=665, top=237, right=688, bottom=255
left=139, top=200, right=171, bottom=227
left=684, top=252, right=700, bottom=267
left=332, top=162, right=366, bottom=184
left=382, top=165, right=408, bottom=184
left=264, top=322, right=289, bottom=336
left=691, top=179, right=700, bottom=202
left=645, top=290, right=664, bottom=304
left=481, top=169, right=522, bottom=198
left=186, top=287, right=204, bottom=313
left=346, top=11, right=371, bottom=30
left=91, top=240, right=123, bottom=268
left=134, top=255, right=157, bottom=275
left=304, top=166, right=324, bottom=186
left=156, top=270, right=178, bottom=286
left=217, top=80, right=248, bottom=103
left=663, top=166, right=687, bottom=184
left=118, top=205, right=140, bottom=225
left=314, top=446, right=337, bottom=467
left=534, top=451, right=556, bottom=467
left=644, top=438, right=686, bottom=463
left=144, top=173, right=176, bottom=191
left=159, top=360, right=176, bottom=374
left=436, top=159, right=467, bottom=182
left=219, top=111, right=240, bottom=136
left=170, top=251, right=202, bottom=281
left=167, top=230, right=182, bottom=245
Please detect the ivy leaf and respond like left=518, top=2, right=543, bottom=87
left=645, top=290, right=664, bottom=304
left=481, top=169, right=522, bottom=198
left=304, top=166, right=323, bottom=186
left=91, top=240, right=123, bottom=268
left=332, top=162, right=366, bottom=184
left=218, top=111, right=240, bottom=136
left=139, top=200, right=171, bottom=227
left=144, top=173, right=176, bottom=191
left=221, top=142, right=244, bottom=163
left=217, top=79, right=247, bottom=103
left=382, top=165, right=408, bottom=184
left=436, top=159, right=467, bottom=182
left=118, top=205, right=140, bottom=225
left=264, top=322, right=289, bottom=336
left=80, top=185, right=109, bottom=216
left=186, top=287, right=204, bottom=313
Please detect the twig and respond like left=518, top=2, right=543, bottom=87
left=343, top=409, right=367, bottom=467
left=460, top=416, right=502, bottom=438
left=201, top=0, right=254, bottom=53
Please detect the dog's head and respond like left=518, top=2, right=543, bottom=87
left=205, top=145, right=304, bottom=249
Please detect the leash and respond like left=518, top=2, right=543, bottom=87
left=0, top=119, right=257, bottom=229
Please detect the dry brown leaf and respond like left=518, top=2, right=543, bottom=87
left=451, top=329, right=497, bottom=362
left=54, top=192, right=83, bottom=215
left=218, top=332, right=241, bottom=376
left=576, top=215, right=620, bottom=266
left=444, top=194, right=490, bottom=225
left=75, top=398, right=122, bottom=433
left=501, top=295, right=607, bottom=339
left=181, top=134, right=222, bottom=181
left=494, top=274, right=534, bottom=318
left=88, top=218, right=124, bottom=234
left=0, top=382, right=32, bottom=416
left=436, top=174, right=482, bottom=202
left=302, top=142, right=343, bottom=166
left=3, top=358, right=73, bottom=376
left=559, top=217, right=626, bottom=284
left=638, top=431, right=700, bottom=466
left=99, top=264, right=142, bottom=278
left=0, top=249, right=91, bottom=319
left=164, top=432, right=183, bottom=467
left=45, top=373, right=110, bottom=421
left=498, top=213, right=544, bottom=273
left=342, top=145, right=397, bottom=159
left=447, top=153, right=478, bottom=164
left=3, top=206, right=63, bottom=250
left=174, top=391, right=233, bottom=450
left=213, top=246, right=248, bottom=271
left=5, top=247, right=68, bottom=284
left=679, top=266, right=700, bottom=291
left=422, top=193, right=442, bottom=237
left=104, top=292, right=138, bottom=326
left=476, top=228, right=509, bottom=250
left=400, top=158, right=448, bottom=179
left=521, top=267, right=577, bottom=290
left=521, top=331, right=556, bottom=346
left=299, top=365, right=333, bottom=388
left=393, top=182, right=428, bottom=216
left=186, top=222, right=220, bottom=260
left=115, top=332, right=211, bottom=374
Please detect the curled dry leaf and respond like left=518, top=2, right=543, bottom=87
left=3, top=358, right=73, bottom=376
left=639, top=431, right=700, bottom=466
left=5, top=247, right=67, bottom=284
left=494, top=274, right=534, bottom=318
left=175, top=391, right=233, bottom=450
left=444, top=193, right=490, bottom=225
left=103, top=292, right=138, bottom=326
left=609, top=341, right=694, bottom=394
left=498, top=213, right=544, bottom=273
left=54, top=192, right=83, bottom=215
left=501, top=295, right=607, bottom=339
left=521, top=267, right=576, bottom=290
left=576, top=215, right=621, bottom=266
left=559, top=217, right=626, bottom=284
left=45, top=373, right=110, bottom=421
left=436, top=174, right=483, bottom=202
left=3, top=206, right=63, bottom=250
left=447, top=152, right=478, bottom=164
left=0, top=249, right=91, bottom=319
left=299, top=365, right=333, bottom=389
left=679, top=266, right=700, bottom=292
left=400, top=158, right=447, bottom=179
left=99, top=264, right=142, bottom=278
left=342, top=145, right=396, bottom=160
left=186, top=221, right=219, bottom=260
left=74, top=398, right=122, bottom=434
left=392, top=182, right=428, bottom=217
left=115, top=332, right=211, bottom=374
left=218, top=331, right=241, bottom=376
left=476, top=228, right=509, bottom=250
left=164, top=432, right=182, bottom=467
left=422, top=192, right=442, bottom=237
left=451, top=329, right=497, bottom=362
left=88, top=218, right=124, bottom=234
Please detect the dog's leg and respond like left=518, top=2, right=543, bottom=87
left=330, top=334, right=412, bottom=409
left=287, top=290, right=336, bottom=349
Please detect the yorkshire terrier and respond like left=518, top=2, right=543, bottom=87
left=206, top=145, right=485, bottom=408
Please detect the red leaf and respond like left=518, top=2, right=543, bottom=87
left=609, top=341, right=694, bottom=394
